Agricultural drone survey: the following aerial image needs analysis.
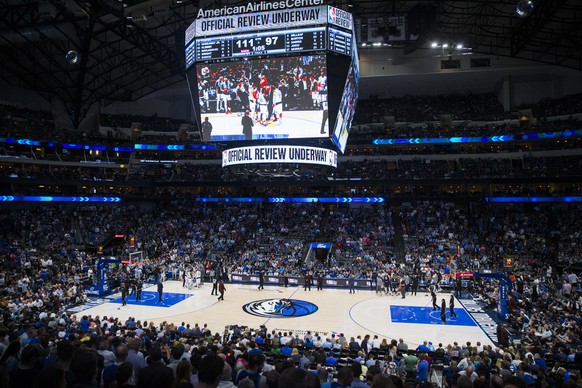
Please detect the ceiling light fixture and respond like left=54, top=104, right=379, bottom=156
left=515, top=0, right=534, bottom=18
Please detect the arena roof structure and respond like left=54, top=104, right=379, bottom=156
left=1, top=0, right=581, bottom=127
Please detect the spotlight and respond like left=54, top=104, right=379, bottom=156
left=65, top=50, right=79, bottom=65
left=431, top=42, right=438, bottom=48
left=442, top=43, right=449, bottom=48
left=515, top=0, right=534, bottom=18
left=456, top=44, right=463, bottom=49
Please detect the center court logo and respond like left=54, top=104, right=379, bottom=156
left=242, top=299, right=318, bottom=318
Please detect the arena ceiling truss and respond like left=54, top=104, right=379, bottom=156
left=0, top=0, right=581, bottom=127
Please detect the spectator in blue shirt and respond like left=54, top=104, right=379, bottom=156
left=281, top=344, right=292, bottom=357
left=417, top=354, right=429, bottom=383
left=416, top=341, right=431, bottom=353
left=534, top=353, right=547, bottom=372
left=325, top=352, right=337, bottom=366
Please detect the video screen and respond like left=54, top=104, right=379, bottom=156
left=332, top=32, right=359, bottom=153
left=195, top=55, right=329, bottom=141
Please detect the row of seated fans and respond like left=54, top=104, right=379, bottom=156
left=1, top=92, right=581, bottom=144
left=2, top=155, right=580, bottom=182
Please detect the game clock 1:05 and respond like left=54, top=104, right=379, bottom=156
left=233, top=35, right=284, bottom=55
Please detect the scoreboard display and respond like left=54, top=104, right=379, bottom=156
left=193, top=27, right=326, bottom=62
left=328, top=26, right=352, bottom=56
left=186, top=2, right=358, bottom=154
left=187, top=26, right=350, bottom=68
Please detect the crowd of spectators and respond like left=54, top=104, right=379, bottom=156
left=399, top=201, right=478, bottom=272
left=349, top=117, right=581, bottom=142
left=3, top=153, right=581, bottom=187
left=325, top=205, right=395, bottom=268
left=1, top=93, right=581, bottom=150
left=1, top=90, right=582, bottom=387
left=0, top=104, right=55, bottom=140
left=355, top=93, right=505, bottom=124
left=0, top=200, right=578, bottom=296
left=99, top=113, right=188, bottom=133
left=0, top=164, right=129, bottom=182
left=328, top=156, right=579, bottom=182
left=457, top=159, right=514, bottom=180
left=517, top=94, right=582, bottom=118
left=522, top=156, right=582, bottom=178
left=0, top=308, right=580, bottom=388
left=0, top=200, right=581, bottom=388
left=229, top=203, right=324, bottom=277
left=552, top=206, right=582, bottom=268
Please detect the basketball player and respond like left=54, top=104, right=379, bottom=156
left=185, top=270, right=193, bottom=290
left=135, top=277, right=143, bottom=302
left=272, top=86, right=283, bottom=124
left=449, top=294, right=458, bottom=318
left=258, top=89, right=268, bottom=126
left=196, top=267, right=202, bottom=288
left=431, top=289, right=438, bottom=311
left=440, top=299, right=447, bottom=324
left=250, top=85, right=259, bottom=121
left=310, top=76, right=319, bottom=108
left=319, top=88, right=328, bottom=134
left=215, top=76, right=227, bottom=112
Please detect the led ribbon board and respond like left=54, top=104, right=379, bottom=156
left=0, top=196, right=121, bottom=202
left=372, top=130, right=582, bottom=145
left=194, top=197, right=385, bottom=203
left=193, top=2, right=328, bottom=37
left=222, top=145, right=337, bottom=167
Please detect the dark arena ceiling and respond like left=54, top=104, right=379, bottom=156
left=1, top=0, right=581, bottom=125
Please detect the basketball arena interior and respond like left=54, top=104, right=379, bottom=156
left=0, top=0, right=581, bottom=387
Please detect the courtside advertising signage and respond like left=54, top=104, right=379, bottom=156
left=190, top=0, right=327, bottom=37
left=222, top=145, right=337, bottom=168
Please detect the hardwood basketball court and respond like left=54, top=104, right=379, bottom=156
left=77, top=281, right=495, bottom=348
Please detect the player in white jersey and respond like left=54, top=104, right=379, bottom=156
left=258, top=90, right=268, bottom=125
left=215, top=77, right=228, bottom=112
left=310, top=77, right=319, bottom=108
left=272, top=87, right=283, bottom=124
left=196, top=268, right=202, bottom=287
left=185, top=270, right=193, bottom=290
left=200, top=88, right=209, bottom=112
